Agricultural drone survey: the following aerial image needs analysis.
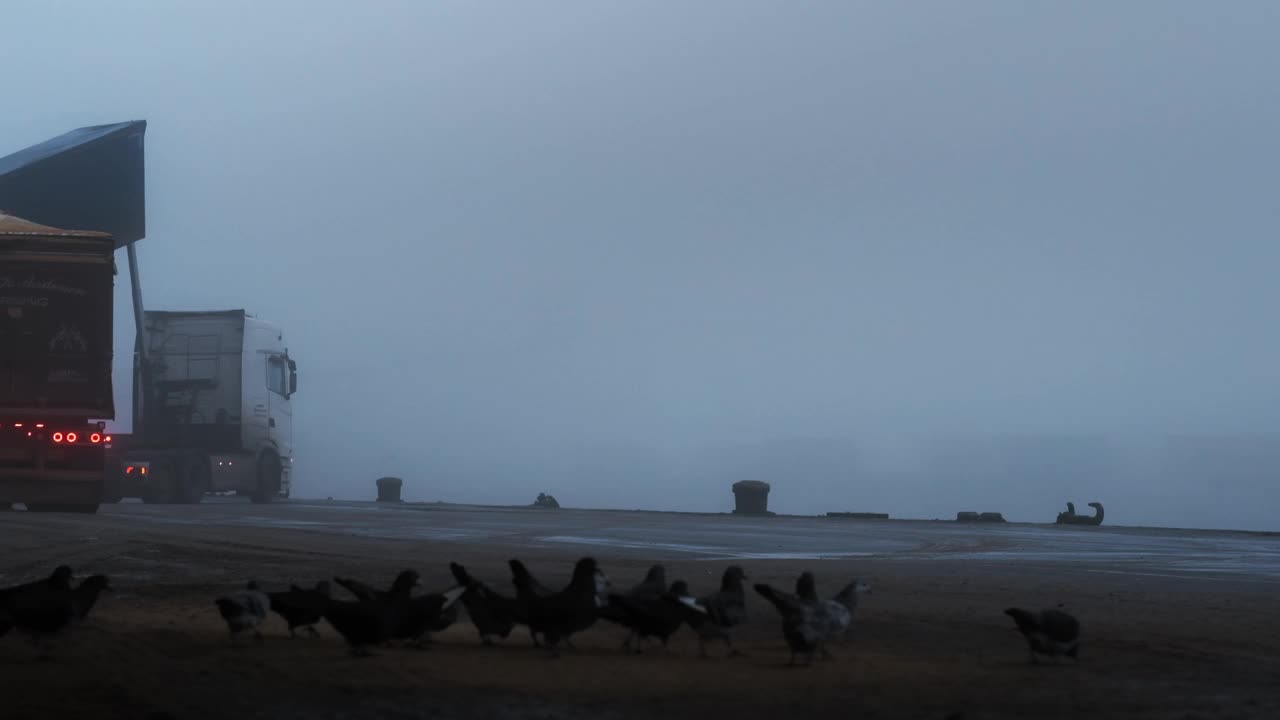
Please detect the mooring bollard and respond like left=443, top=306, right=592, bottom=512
left=375, top=476, right=403, bottom=503
left=731, top=480, right=772, bottom=515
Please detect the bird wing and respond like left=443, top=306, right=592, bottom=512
left=333, top=577, right=384, bottom=602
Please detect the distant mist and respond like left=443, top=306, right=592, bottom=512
left=3, top=1, right=1277, bottom=531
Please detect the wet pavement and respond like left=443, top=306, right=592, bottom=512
left=95, top=498, right=1280, bottom=582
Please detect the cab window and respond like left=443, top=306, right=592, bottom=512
left=267, top=356, right=288, bottom=396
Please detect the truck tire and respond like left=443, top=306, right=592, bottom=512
left=250, top=451, right=281, bottom=504
left=141, top=459, right=179, bottom=504
left=176, top=456, right=209, bottom=504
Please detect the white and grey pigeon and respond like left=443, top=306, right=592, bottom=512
left=1003, top=606, right=1080, bottom=663
left=795, top=573, right=872, bottom=645
left=215, top=580, right=272, bottom=645
left=755, top=572, right=854, bottom=666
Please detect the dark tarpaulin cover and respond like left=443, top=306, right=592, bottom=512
left=0, top=120, right=147, bottom=248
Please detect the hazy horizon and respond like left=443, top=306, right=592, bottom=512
left=3, top=1, right=1278, bottom=530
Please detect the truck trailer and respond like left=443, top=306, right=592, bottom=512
left=0, top=213, right=117, bottom=512
left=0, top=120, right=299, bottom=510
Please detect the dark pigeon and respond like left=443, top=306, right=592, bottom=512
left=0, top=565, right=76, bottom=639
left=333, top=569, right=420, bottom=602
left=1004, top=607, right=1081, bottom=663
left=386, top=583, right=468, bottom=647
left=0, top=565, right=74, bottom=605
left=268, top=580, right=331, bottom=638
left=512, top=556, right=611, bottom=657
left=449, top=562, right=519, bottom=645
left=668, top=565, right=748, bottom=658
left=298, top=594, right=398, bottom=657
left=507, top=559, right=557, bottom=647
left=6, top=573, right=112, bottom=653
left=214, top=580, right=272, bottom=645
left=597, top=565, right=672, bottom=652
left=602, top=578, right=692, bottom=653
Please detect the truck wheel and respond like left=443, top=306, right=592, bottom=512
left=250, top=452, right=281, bottom=504
left=141, top=460, right=179, bottom=504
left=176, top=456, right=209, bottom=504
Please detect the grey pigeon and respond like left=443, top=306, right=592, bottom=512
left=215, top=580, right=271, bottom=644
left=1004, top=607, right=1080, bottom=663
left=668, top=565, right=748, bottom=658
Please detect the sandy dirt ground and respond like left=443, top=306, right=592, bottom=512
left=1, top=503, right=1278, bottom=720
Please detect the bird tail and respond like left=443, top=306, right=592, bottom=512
left=333, top=577, right=377, bottom=601
left=450, top=562, right=478, bottom=588
left=753, top=583, right=802, bottom=616
left=508, top=559, right=534, bottom=591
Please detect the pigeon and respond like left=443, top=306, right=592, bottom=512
left=513, top=556, right=610, bottom=657
left=0, top=565, right=74, bottom=605
left=794, top=572, right=873, bottom=647
left=602, top=578, right=692, bottom=653
left=754, top=575, right=849, bottom=666
left=293, top=592, right=398, bottom=657
left=6, top=574, right=112, bottom=652
left=386, top=583, right=468, bottom=647
left=668, top=565, right=748, bottom=658
left=506, top=559, right=558, bottom=647
left=0, top=565, right=77, bottom=639
left=449, top=562, right=519, bottom=645
left=268, top=581, right=331, bottom=638
left=597, top=565, right=674, bottom=652
left=333, top=569, right=420, bottom=602
left=827, top=578, right=872, bottom=643
left=1004, top=607, right=1080, bottom=663
left=214, top=580, right=272, bottom=645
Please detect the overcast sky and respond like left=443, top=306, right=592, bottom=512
left=3, top=1, right=1278, bottom=530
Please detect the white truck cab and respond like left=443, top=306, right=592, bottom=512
left=107, top=309, right=298, bottom=504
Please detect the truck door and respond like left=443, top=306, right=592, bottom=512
left=265, top=354, right=293, bottom=466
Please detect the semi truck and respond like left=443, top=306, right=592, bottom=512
left=0, top=120, right=298, bottom=510
left=103, top=310, right=297, bottom=504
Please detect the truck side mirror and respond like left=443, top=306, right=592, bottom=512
left=289, top=369, right=298, bottom=395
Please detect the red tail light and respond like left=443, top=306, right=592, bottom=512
left=53, top=432, right=64, bottom=442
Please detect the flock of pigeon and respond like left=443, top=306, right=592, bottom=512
left=0, top=558, right=1081, bottom=667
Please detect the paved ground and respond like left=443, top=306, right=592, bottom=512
left=2, top=500, right=1278, bottom=720
left=85, top=498, right=1280, bottom=580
